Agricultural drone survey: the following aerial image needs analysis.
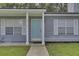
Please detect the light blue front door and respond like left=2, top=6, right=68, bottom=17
left=31, top=19, right=41, bottom=40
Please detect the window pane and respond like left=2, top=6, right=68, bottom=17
left=58, top=19, right=65, bottom=27
left=14, top=27, right=22, bottom=35
left=6, top=27, right=13, bottom=35
left=66, top=27, right=74, bottom=35
left=66, top=19, right=74, bottom=27
left=58, top=27, right=65, bottom=35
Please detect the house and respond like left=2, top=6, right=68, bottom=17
left=0, top=3, right=79, bottom=45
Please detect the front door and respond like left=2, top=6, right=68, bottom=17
left=31, top=19, right=41, bottom=41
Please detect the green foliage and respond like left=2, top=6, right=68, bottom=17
left=0, top=3, right=67, bottom=12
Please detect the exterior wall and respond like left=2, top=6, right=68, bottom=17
left=45, top=36, right=79, bottom=42
left=45, top=16, right=54, bottom=37
left=68, top=3, right=79, bottom=12
left=44, top=16, right=79, bottom=42
left=0, top=9, right=46, bottom=44
left=68, top=3, right=74, bottom=12
left=0, top=17, right=26, bottom=43
left=1, top=35, right=26, bottom=43
left=1, top=14, right=79, bottom=43
left=74, top=3, right=79, bottom=12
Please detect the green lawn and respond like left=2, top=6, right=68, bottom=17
left=46, top=43, right=79, bottom=56
left=0, top=46, right=30, bottom=56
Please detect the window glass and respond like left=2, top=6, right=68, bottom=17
left=6, top=27, right=13, bottom=35
left=58, top=27, right=65, bottom=35
left=66, top=27, right=74, bottom=35
left=66, top=19, right=73, bottom=27
left=58, top=19, right=65, bottom=27
left=58, top=19, right=74, bottom=36
left=14, top=27, right=22, bottom=35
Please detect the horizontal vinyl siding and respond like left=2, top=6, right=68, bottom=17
left=73, top=3, right=79, bottom=12
left=22, top=19, right=26, bottom=35
left=0, top=20, right=1, bottom=36
left=78, top=20, right=79, bottom=35
left=45, top=16, right=79, bottom=42
left=1, top=35, right=26, bottom=42
left=45, top=17, right=53, bottom=37
left=45, top=36, right=79, bottom=42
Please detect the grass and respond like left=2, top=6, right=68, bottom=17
left=0, top=46, right=30, bottom=56
left=46, top=43, right=79, bottom=56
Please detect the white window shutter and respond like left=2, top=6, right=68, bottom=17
left=22, top=19, right=26, bottom=35
left=54, top=19, right=58, bottom=35
left=74, top=19, right=78, bottom=35
left=1, top=19, right=5, bottom=35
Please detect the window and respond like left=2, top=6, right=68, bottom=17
left=66, top=27, right=74, bottom=35
left=58, top=19, right=74, bottom=35
left=14, top=27, right=22, bottom=35
left=6, top=27, right=13, bottom=35
left=66, top=19, right=74, bottom=35
left=58, top=27, right=65, bottom=35
left=5, top=19, right=23, bottom=35
left=5, top=27, right=22, bottom=35
left=58, top=19, right=65, bottom=35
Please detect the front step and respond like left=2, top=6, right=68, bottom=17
left=31, top=39, right=42, bottom=42
left=29, top=42, right=44, bottom=46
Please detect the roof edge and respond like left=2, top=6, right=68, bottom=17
left=45, top=12, right=79, bottom=14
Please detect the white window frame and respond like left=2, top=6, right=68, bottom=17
left=55, top=19, right=75, bottom=36
left=54, top=19, right=58, bottom=35
left=74, top=19, right=78, bottom=35
left=65, top=19, right=74, bottom=35
left=4, top=19, right=23, bottom=36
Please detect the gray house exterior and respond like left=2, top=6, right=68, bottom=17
left=45, top=13, right=79, bottom=42
left=68, top=3, right=79, bottom=12
left=0, top=4, right=79, bottom=45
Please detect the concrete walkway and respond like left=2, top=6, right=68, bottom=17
left=27, top=44, right=49, bottom=56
